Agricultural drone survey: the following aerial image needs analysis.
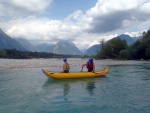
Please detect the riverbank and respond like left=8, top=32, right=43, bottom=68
left=0, top=58, right=149, bottom=70
left=0, top=58, right=88, bottom=70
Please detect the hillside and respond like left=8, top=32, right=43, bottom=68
left=0, top=29, right=27, bottom=51
left=84, top=44, right=101, bottom=56
left=48, top=40, right=83, bottom=55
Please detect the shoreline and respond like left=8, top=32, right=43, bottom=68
left=0, top=58, right=148, bottom=70
left=0, top=58, right=83, bottom=70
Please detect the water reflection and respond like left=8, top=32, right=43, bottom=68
left=62, top=83, right=70, bottom=101
left=42, top=78, right=101, bottom=98
left=63, top=83, right=70, bottom=96
left=86, top=80, right=96, bottom=95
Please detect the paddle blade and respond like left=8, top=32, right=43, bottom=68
left=104, top=67, right=110, bottom=74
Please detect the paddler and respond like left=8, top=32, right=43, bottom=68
left=60, top=58, right=70, bottom=73
left=81, top=58, right=95, bottom=73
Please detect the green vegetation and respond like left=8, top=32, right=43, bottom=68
left=0, top=49, right=81, bottom=59
left=96, top=38, right=128, bottom=59
left=95, top=29, right=150, bottom=60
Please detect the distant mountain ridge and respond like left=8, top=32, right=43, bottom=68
left=0, top=29, right=83, bottom=55
left=118, top=34, right=142, bottom=45
left=118, top=34, right=134, bottom=45
left=14, top=38, right=37, bottom=52
left=0, top=29, right=142, bottom=56
left=0, top=29, right=27, bottom=51
left=48, top=40, right=83, bottom=55
left=84, top=44, right=101, bottom=56
left=35, top=44, right=54, bottom=52
left=85, top=34, right=142, bottom=56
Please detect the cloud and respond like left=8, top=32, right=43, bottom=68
left=5, top=15, right=82, bottom=45
left=84, top=0, right=150, bottom=33
left=0, top=0, right=52, bottom=17
left=125, top=29, right=147, bottom=37
left=0, top=0, right=149, bottom=50
left=139, top=2, right=150, bottom=14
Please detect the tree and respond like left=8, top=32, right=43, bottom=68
left=100, top=39, right=105, bottom=50
left=129, top=29, right=150, bottom=60
left=129, top=40, right=142, bottom=59
left=96, top=37, right=128, bottom=59
left=119, top=49, right=130, bottom=59
left=0, top=50, right=7, bottom=58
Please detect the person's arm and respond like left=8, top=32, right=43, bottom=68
left=81, top=63, right=86, bottom=72
left=63, top=63, right=67, bottom=70
left=60, top=63, right=66, bottom=73
left=92, top=62, right=95, bottom=72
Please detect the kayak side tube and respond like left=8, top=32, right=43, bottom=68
left=42, top=67, right=110, bottom=79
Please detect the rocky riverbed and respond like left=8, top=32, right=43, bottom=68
left=0, top=58, right=146, bottom=70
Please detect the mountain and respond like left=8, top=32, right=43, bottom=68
left=80, top=48, right=87, bottom=54
left=133, top=36, right=142, bottom=41
left=85, top=34, right=142, bottom=56
left=48, top=40, right=83, bottom=55
left=14, top=38, right=55, bottom=52
left=0, top=29, right=27, bottom=51
left=0, top=30, right=83, bottom=55
left=118, top=34, right=135, bottom=45
left=118, top=34, right=142, bottom=45
left=84, top=44, right=101, bottom=56
left=14, top=38, right=37, bottom=52
left=1, top=29, right=142, bottom=56
left=35, top=44, right=54, bottom=52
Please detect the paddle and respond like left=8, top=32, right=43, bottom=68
left=94, top=67, right=110, bottom=75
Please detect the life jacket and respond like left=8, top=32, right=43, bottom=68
left=66, top=62, right=70, bottom=70
left=86, top=62, right=93, bottom=71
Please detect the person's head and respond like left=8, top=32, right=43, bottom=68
left=63, top=58, right=67, bottom=62
left=89, top=58, right=93, bottom=62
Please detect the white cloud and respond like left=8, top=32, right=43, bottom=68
left=84, top=0, right=150, bottom=33
left=125, top=29, right=147, bottom=37
left=87, top=0, right=138, bottom=16
left=5, top=15, right=82, bottom=45
left=0, top=0, right=52, bottom=17
left=0, top=0, right=149, bottom=50
left=139, top=2, right=150, bottom=14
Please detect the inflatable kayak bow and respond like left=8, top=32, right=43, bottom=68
left=42, top=67, right=110, bottom=79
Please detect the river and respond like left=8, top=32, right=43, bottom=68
left=0, top=58, right=150, bottom=113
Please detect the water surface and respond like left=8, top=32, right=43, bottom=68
left=0, top=59, right=150, bottom=113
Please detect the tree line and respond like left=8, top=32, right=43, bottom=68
left=95, top=29, right=150, bottom=60
left=0, top=49, right=80, bottom=59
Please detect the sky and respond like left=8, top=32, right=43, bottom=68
left=0, top=0, right=150, bottom=50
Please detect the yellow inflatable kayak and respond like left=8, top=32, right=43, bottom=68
left=42, top=67, right=110, bottom=79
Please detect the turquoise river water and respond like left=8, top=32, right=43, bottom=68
left=0, top=59, right=150, bottom=113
